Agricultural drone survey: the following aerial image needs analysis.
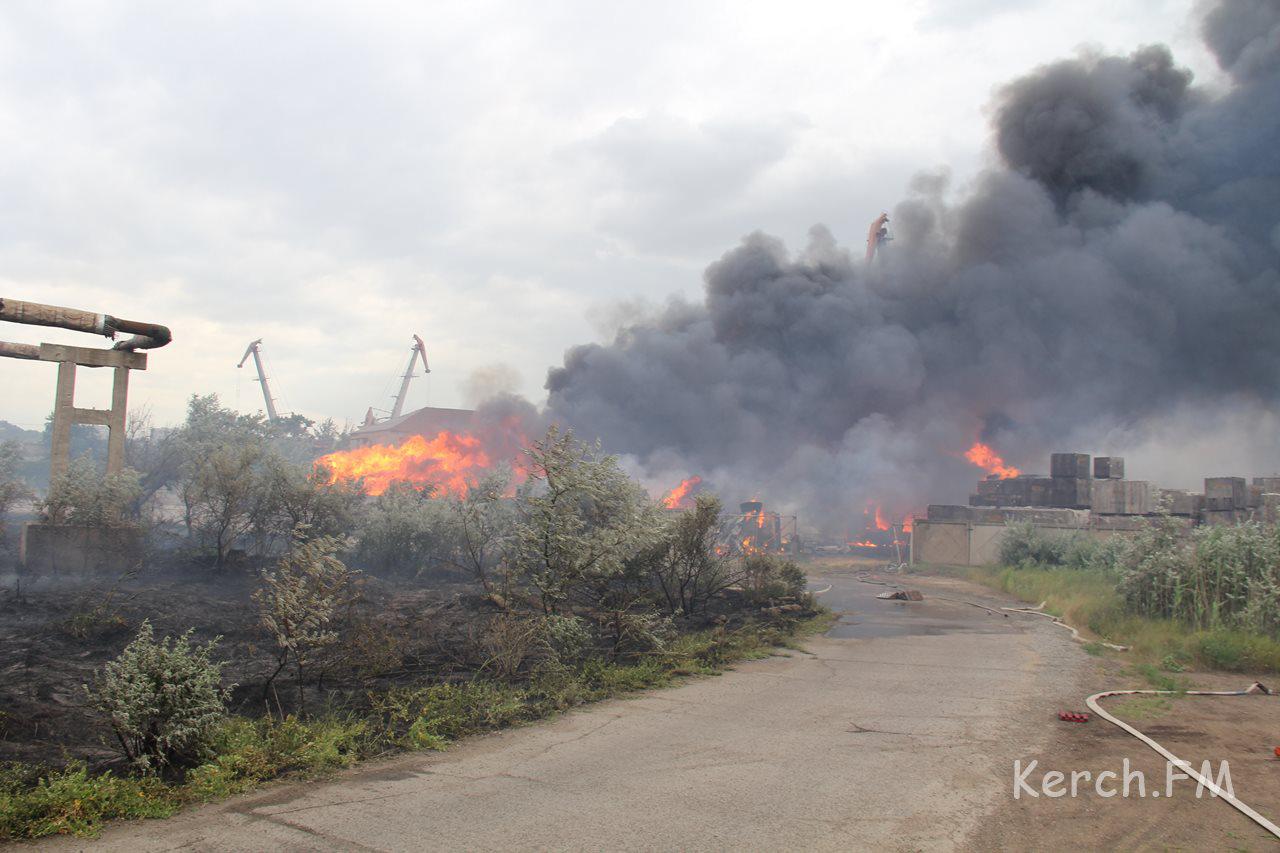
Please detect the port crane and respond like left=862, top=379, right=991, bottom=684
left=363, top=335, right=430, bottom=426
left=237, top=338, right=279, bottom=422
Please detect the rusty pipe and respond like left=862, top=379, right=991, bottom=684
left=0, top=297, right=172, bottom=350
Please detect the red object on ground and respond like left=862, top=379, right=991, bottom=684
left=1274, top=746, right=1280, bottom=758
left=1058, top=711, right=1090, bottom=723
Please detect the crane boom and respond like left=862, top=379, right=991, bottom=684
left=237, top=338, right=279, bottom=422
left=390, top=334, right=430, bottom=418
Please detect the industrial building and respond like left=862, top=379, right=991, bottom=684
left=912, top=452, right=1280, bottom=566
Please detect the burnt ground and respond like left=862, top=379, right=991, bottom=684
left=0, top=567, right=482, bottom=771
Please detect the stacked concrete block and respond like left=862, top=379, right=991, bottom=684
left=1122, top=481, right=1154, bottom=515
left=1091, top=479, right=1123, bottom=514
left=1160, top=489, right=1205, bottom=517
left=1249, top=485, right=1264, bottom=508
left=971, top=475, right=1053, bottom=507
left=1093, top=456, right=1125, bottom=479
left=1051, top=453, right=1091, bottom=478
left=1205, top=477, right=1248, bottom=510
left=1253, top=476, right=1280, bottom=493
left=1262, top=494, right=1280, bottom=525
left=1092, top=480, right=1154, bottom=514
left=1050, top=476, right=1092, bottom=509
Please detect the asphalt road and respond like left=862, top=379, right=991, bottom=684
left=44, top=567, right=1089, bottom=852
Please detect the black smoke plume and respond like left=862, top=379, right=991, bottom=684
left=542, top=1, right=1280, bottom=533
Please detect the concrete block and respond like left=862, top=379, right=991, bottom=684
left=1205, top=496, right=1237, bottom=511
left=927, top=505, right=974, bottom=522
left=1202, top=509, right=1244, bottom=527
left=1122, top=481, right=1154, bottom=515
left=1092, top=479, right=1123, bottom=514
left=1249, top=485, right=1264, bottom=508
left=1263, top=494, right=1280, bottom=525
left=1093, top=456, right=1125, bottom=479
left=1252, top=477, right=1280, bottom=493
left=1051, top=453, right=1091, bottom=479
left=1205, top=477, right=1248, bottom=509
left=19, top=523, right=142, bottom=574
left=1050, top=476, right=1092, bottom=509
left=1160, top=490, right=1204, bottom=517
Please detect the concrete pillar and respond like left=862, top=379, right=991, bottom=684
left=49, top=360, right=76, bottom=482
left=106, top=365, right=129, bottom=476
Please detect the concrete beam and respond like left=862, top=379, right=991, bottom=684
left=38, top=342, right=146, bottom=370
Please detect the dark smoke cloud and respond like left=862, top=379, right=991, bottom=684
left=540, top=0, right=1280, bottom=533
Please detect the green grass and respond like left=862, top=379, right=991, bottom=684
left=1109, top=695, right=1173, bottom=721
left=921, top=563, right=1280, bottom=674
left=0, top=613, right=823, bottom=841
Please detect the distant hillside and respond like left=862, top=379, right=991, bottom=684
left=0, top=421, right=41, bottom=444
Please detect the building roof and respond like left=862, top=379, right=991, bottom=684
left=350, top=405, right=476, bottom=444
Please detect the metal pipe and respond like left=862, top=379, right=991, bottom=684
left=0, top=297, right=172, bottom=350
left=0, top=340, right=39, bottom=360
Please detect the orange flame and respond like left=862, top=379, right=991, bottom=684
left=317, top=432, right=497, bottom=497
left=850, top=539, right=878, bottom=548
left=902, top=514, right=914, bottom=533
left=864, top=501, right=891, bottom=531
left=964, top=441, right=1020, bottom=479
left=661, top=475, right=702, bottom=509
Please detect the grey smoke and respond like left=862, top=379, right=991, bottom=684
left=539, top=0, right=1280, bottom=533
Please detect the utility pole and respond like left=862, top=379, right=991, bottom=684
left=237, top=338, right=279, bottom=422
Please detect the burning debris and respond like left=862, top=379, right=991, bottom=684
left=662, top=475, right=703, bottom=509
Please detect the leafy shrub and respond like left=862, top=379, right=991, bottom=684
left=0, top=762, right=178, bottom=839
left=39, top=457, right=142, bottom=527
left=352, top=482, right=444, bottom=575
left=741, top=554, right=807, bottom=603
left=87, top=621, right=231, bottom=771
left=541, top=614, right=592, bottom=665
left=999, top=522, right=1068, bottom=567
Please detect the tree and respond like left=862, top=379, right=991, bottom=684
left=183, top=442, right=273, bottom=567
left=0, top=440, right=31, bottom=535
left=438, top=468, right=516, bottom=594
left=352, top=482, right=445, bottom=575
left=648, top=494, right=740, bottom=617
left=254, top=533, right=360, bottom=714
left=512, top=426, right=659, bottom=614
left=266, top=457, right=365, bottom=546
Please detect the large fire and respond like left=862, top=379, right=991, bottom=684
left=661, top=475, right=702, bottom=509
left=964, top=441, right=1020, bottom=479
left=316, top=432, right=503, bottom=497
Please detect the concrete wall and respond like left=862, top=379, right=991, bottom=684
left=19, top=523, right=143, bottom=575
left=911, top=519, right=1137, bottom=567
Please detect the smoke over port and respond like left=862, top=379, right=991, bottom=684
left=536, top=0, right=1280, bottom=538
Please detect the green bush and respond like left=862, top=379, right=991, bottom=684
left=0, top=763, right=178, bottom=840
left=87, top=621, right=232, bottom=771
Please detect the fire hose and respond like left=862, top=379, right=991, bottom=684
left=0, top=296, right=172, bottom=351
left=1086, top=685, right=1280, bottom=840
left=997, top=605, right=1279, bottom=838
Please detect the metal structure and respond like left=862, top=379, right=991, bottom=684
left=866, top=212, right=890, bottom=262
left=390, top=335, right=430, bottom=419
left=0, top=297, right=171, bottom=479
left=237, top=338, right=279, bottom=423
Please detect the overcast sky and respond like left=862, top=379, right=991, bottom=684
left=0, top=0, right=1218, bottom=431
